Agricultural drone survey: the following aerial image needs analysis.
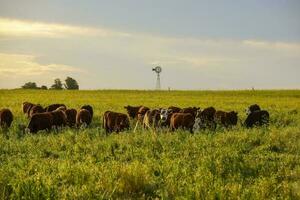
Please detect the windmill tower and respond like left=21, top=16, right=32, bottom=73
left=152, top=66, right=162, bottom=90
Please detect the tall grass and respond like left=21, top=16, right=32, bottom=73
left=0, top=89, right=299, bottom=199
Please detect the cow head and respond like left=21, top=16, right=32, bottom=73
left=160, top=108, right=173, bottom=122
left=246, top=104, right=261, bottom=115
left=124, top=105, right=140, bottom=119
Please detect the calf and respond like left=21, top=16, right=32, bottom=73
left=27, top=112, right=53, bottom=133
left=0, top=108, right=13, bottom=128
left=103, top=111, right=130, bottom=133
left=45, top=104, right=66, bottom=112
left=124, top=105, right=142, bottom=119
left=76, top=109, right=92, bottom=127
left=65, top=109, right=77, bottom=127
left=214, top=111, right=238, bottom=127
left=170, top=113, right=194, bottom=133
left=143, top=109, right=161, bottom=129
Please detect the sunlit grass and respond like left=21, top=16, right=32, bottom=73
left=0, top=89, right=299, bottom=199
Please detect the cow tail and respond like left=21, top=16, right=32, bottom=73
left=102, top=114, right=106, bottom=129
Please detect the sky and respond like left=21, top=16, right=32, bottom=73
left=0, top=0, right=299, bottom=90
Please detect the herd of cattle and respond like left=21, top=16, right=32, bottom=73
left=0, top=102, right=270, bottom=134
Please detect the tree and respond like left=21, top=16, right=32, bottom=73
left=64, top=77, right=79, bottom=90
left=21, top=82, right=38, bottom=89
left=50, top=78, right=63, bottom=90
left=40, top=85, right=48, bottom=90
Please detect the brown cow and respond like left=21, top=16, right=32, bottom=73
left=45, top=104, right=66, bottom=112
left=65, top=109, right=77, bottom=127
left=51, top=110, right=67, bottom=128
left=0, top=108, right=13, bottom=128
left=143, top=109, right=161, bottom=129
left=245, top=110, right=269, bottom=128
left=81, top=105, right=93, bottom=119
left=168, top=106, right=181, bottom=113
left=214, top=111, right=238, bottom=127
left=27, top=112, right=53, bottom=133
left=170, top=113, right=194, bottom=133
left=76, top=109, right=92, bottom=127
left=22, top=102, right=34, bottom=114
left=103, top=111, right=130, bottom=133
left=180, top=107, right=200, bottom=118
left=124, top=105, right=142, bottom=119
left=29, top=105, right=45, bottom=118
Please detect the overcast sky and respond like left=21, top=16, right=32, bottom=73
left=0, top=0, right=299, bottom=90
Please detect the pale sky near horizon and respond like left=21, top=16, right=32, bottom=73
left=0, top=0, right=299, bottom=90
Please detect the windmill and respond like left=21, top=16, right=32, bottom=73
left=152, top=66, right=162, bottom=90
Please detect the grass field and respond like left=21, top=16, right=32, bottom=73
left=0, top=89, right=299, bottom=199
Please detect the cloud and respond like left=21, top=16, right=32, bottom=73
left=0, top=53, right=83, bottom=77
left=0, top=18, right=299, bottom=89
left=243, top=39, right=300, bottom=53
left=0, top=18, right=131, bottom=39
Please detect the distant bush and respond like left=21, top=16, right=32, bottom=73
left=40, top=85, right=48, bottom=90
left=21, top=82, right=38, bottom=89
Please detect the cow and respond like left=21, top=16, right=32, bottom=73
left=45, top=104, right=66, bottom=112
left=170, top=113, right=194, bottom=133
left=81, top=105, right=93, bottom=119
left=179, top=107, right=200, bottom=118
left=103, top=111, right=130, bottom=133
left=27, top=112, right=53, bottom=133
left=246, top=104, right=261, bottom=114
left=168, top=106, right=181, bottom=113
left=29, top=105, right=45, bottom=118
left=159, top=108, right=173, bottom=127
left=124, top=105, right=142, bottom=119
left=244, top=110, right=269, bottom=128
left=65, top=109, right=77, bottom=127
left=51, top=110, right=67, bottom=128
left=76, top=109, right=92, bottom=127
left=193, top=107, right=216, bottom=131
left=0, top=108, right=13, bottom=128
left=214, top=111, right=238, bottom=127
left=22, top=102, right=34, bottom=115
left=143, top=109, right=161, bottom=129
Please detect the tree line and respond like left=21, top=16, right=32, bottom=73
left=21, top=77, right=79, bottom=90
